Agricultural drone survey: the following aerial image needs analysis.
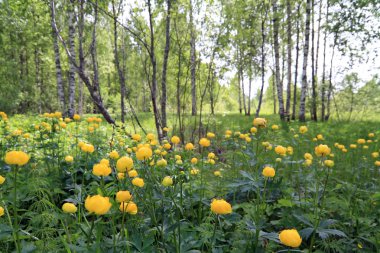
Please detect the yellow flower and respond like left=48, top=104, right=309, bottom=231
left=262, top=166, right=275, bottom=178
left=85, top=195, right=112, bottom=215
left=92, top=163, right=111, bottom=177
left=304, top=153, right=313, bottom=160
left=128, top=170, right=138, bottom=177
left=357, top=139, right=366, bottom=144
left=245, top=137, right=252, bottom=142
left=350, top=144, right=357, bottom=149
left=119, top=201, right=138, bottom=215
left=73, top=114, right=81, bottom=121
left=116, top=191, right=132, bottom=202
left=175, top=155, right=181, bottom=160
left=299, top=126, right=308, bottom=134
left=225, top=130, right=232, bottom=135
left=287, top=146, right=294, bottom=155
left=65, top=155, right=74, bottom=163
left=375, top=161, right=380, bottom=166
left=250, top=127, right=258, bottom=134
left=324, top=160, right=334, bottom=167
left=208, top=152, right=216, bottom=159
left=185, top=143, right=194, bottom=151
left=109, top=150, right=120, bottom=160
left=272, top=124, right=279, bottom=130
left=214, top=170, right=222, bottom=177
left=176, top=159, right=183, bottom=165
left=210, top=199, right=232, bottom=215
left=368, top=133, right=375, bottom=138
left=4, top=151, right=30, bottom=166
left=279, top=229, right=302, bottom=248
left=81, top=144, right=95, bottom=153
left=132, top=177, right=145, bottom=187
left=275, top=145, right=287, bottom=156
left=199, top=138, right=211, bottom=147
left=208, top=159, right=215, bottom=165
left=276, top=158, right=282, bottom=163
left=315, top=144, right=331, bottom=157
left=116, top=156, right=134, bottom=172
left=146, top=133, right=155, bottom=141
left=136, top=147, right=153, bottom=161
left=191, top=158, right=198, bottom=164
left=207, top=132, right=216, bottom=138
left=163, top=143, right=172, bottom=150
left=0, top=206, right=4, bottom=216
left=62, top=203, right=77, bottom=213
left=157, top=159, right=167, bottom=167
left=162, top=176, right=173, bottom=187
left=303, top=159, right=312, bottom=167
left=100, top=159, right=110, bottom=166
left=253, top=118, right=267, bottom=128
left=317, top=134, right=324, bottom=140
left=0, top=175, right=5, bottom=184
left=190, top=168, right=199, bottom=175
left=132, top=134, right=141, bottom=142
left=171, top=136, right=180, bottom=144
left=372, top=152, right=379, bottom=158
left=117, top=172, right=126, bottom=180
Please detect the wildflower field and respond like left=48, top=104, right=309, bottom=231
left=0, top=112, right=379, bottom=253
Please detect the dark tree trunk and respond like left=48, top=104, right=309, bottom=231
left=285, top=0, right=292, bottom=120
left=190, top=0, right=197, bottom=116
left=161, top=0, right=172, bottom=132
left=321, top=0, right=329, bottom=121
left=68, top=0, right=76, bottom=118
left=311, top=0, right=317, bottom=121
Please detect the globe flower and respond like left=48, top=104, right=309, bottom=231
left=163, top=143, right=171, bottom=150
left=136, top=147, right=153, bottom=161
left=324, top=160, right=334, bottom=167
left=250, top=127, right=257, bottom=134
left=214, top=170, right=222, bottom=177
left=299, top=126, right=308, bottom=134
left=109, top=150, right=120, bottom=160
left=350, top=144, right=357, bottom=149
left=253, top=118, right=267, bottom=128
left=117, top=172, right=126, bottom=180
left=73, top=114, right=81, bottom=121
left=0, top=175, right=5, bottom=184
left=262, top=166, right=275, bottom=178
left=210, top=199, right=232, bottom=215
left=81, top=144, right=95, bottom=153
left=375, top=161, right=380, bottom=166
left=116, top=156, right=134, bottom=172
left=225, top=130, right=232, bottom=135
left=317, top=134, right=324, bottom=140
left=357, top=139, right=366, bottom=144
left=315, top=144, right=331, bottom=157
left=275, top=145, right=287, bottom=156
left=132, top=134, right=141, bottom=142
left=287, top=146, right=294, bottom=155
left=207, top=132, right=215, bottom=138
left=92, top=163, right=111, bottom=177
left=4, top=151, right=30, bottom=166
left=175, top=155, right=181, bottom=160
left=372, top=152, right=379, bottom=158
left=185, top=143, right=194, bottom=151
left=100, top=159, right=110, bottom=166
left=162, top=176, right=173, bottom=187
left=208, top=152, right=216, bottom=159
left=163, top=127, right=170, bottom=132
left=190, top=168, right=199, bottom=175
left=116, top=190, right=132, bottom=203
left=119, top=201, right=138, bottom=215
left=279, top=229, right=302, bottom=248
left=303, top=159, right=312, bottom=166
left=199, top=138, right=211, bottom=147
left=272, top=124, right=279, bottom=130
left=191, top=158, right=198, bottom=164
left=132, top=177, right=145, bottom=187
left=65, top=155, right=74, bottom=163
left=171, top=136, right=180, bottom=144
left=146, top=133, right=155, bottom=141
left=208, top=159, right=215, bottom=165
left=128, top=170, right=138, bottom=177
left=157, top=159, right=167, bottom=167
left=368, top=133, right=375, bottom=138
left=304, top=153, right=313, bottom=160
left=62, top=203, right=77, bottom=213
left=276, top=158, right=282, bottom=163
left=85, top=195, right=112, bottom=215
left=0, top=206, right=4, bottom=217
left=245, top=137, right=252, bottom=142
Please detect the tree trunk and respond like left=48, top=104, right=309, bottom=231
left=50, top=5, right=65, bottom=114
left=321, top=1, right=329, bottom=121
left=112, top=0, right=126, bottom=123
left=285, top=0, right=292, bottom=120
left=311, top=0, right=317, bottom=121
left=247, top=72, right=252, bottom=116
left=34, top=48, right=42, bottom=114
left=241, top=68, right=247, bottom=115
left=272, top=70, right=277, bottom=114
left=68, top=0, right=76, bottom=118
left=326, top=41, right=335, bottom=121
left=78, top=79, right=84, bottom=115
left=256, top=4, right=267, bottom=117
left=237, top=63, right=242, bottom=114
left=273, top=0, right=285, bottom=120
left=148, top=0, right=163, bottom=140
left=299, top=0, right=311, bottom=121
left=161, top=0, right=172, bottom=131
left=190, top=0, right=197, bottom=116
left=292, top=3, right=301, bottom=120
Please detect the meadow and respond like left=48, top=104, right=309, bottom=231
left=0, top=111, right=379, bottom=253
